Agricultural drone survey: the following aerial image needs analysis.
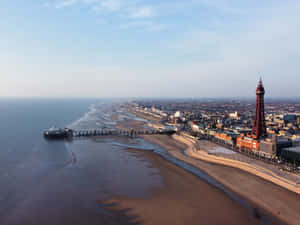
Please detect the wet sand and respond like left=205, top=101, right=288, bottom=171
left=116, top=119, right=147, bottom=131
left=101, top=150, right=262, bottom=225
left=143, top=135, right=300, bottom=225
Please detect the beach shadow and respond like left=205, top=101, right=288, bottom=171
left=98, top=201, right=142, bottom=225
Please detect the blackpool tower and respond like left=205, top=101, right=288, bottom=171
left=252, top=78, right=267, bottom=139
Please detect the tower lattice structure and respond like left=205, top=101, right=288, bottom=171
left=252, top=78, right=266, bottom=139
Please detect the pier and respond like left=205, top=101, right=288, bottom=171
left=73, top=128, right=175, bottom=137
left=44, top=127, right=176, bottom=139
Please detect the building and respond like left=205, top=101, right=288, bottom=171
left=214, top=132, right=237, bottom=145
left=259, top=136, right=277, bottom=157
left=252, top=78, right=267, bottom=139
left=236, top=79, right=276, bottom=157
left=229, top=111, right=239, bottom=119
left=284, top=114, right=297, bottom=123
left=280, top=146, right=300, bottom=163
left=174, top=111, right=183, bottom=118
left=237, top=135, right=259, bottom=150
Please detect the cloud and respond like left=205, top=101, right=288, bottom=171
left=120, top=21, right=152, bottom=29
left=81, top=0, right=99, bottom=3
left=47, top=0, right=227, bottom=31
left=99, top=0, right=121, bottom=11
left=46, top=0, right=99, bottom=9
left=120, top=21, right=166, bottom=31
left=129, top=5, right=155, bottom=18
left=55, top=0, right=78, bottom=9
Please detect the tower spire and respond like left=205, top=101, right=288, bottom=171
left=252, top=78, right=266, bottom=139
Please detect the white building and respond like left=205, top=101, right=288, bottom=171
left=229, top=111, right=239, bottom=119
left=174, top=111, right=183, bottom=118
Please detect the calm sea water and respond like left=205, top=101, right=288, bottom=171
left=0, top=99, right=95, bottom=213
left=0, top=98, right=96, bottom=163
left=0, top=98, right=163, bottom=225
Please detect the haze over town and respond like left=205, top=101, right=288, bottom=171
left=1, top=0, right=299, bottom=97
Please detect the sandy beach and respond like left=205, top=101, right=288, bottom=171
left=142, top=134, right=300, bottom=225
left=100, top=149, right=264, bottom=225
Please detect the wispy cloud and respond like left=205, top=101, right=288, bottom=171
left=47, top=0, right=165, bottom=30
left=128, top=5, right=156, bottom=18
left=43, top=0, right=272, bottom=33
left=120, top=21, right=152, bottom=29
left=55, top=0, right=78, bottom=9
left=120, top=21, right=166, bottom=31
left=99, top=0, right=121, bottom=11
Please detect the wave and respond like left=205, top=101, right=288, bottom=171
left=67, top=103, right=118, bottom=130
left=68, top=104, right=96, bottom=129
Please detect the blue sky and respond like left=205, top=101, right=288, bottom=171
left=0, top=0, right=299, bottom=98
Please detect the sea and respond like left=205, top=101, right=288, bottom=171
left=0, top=98, right=163, bottom=225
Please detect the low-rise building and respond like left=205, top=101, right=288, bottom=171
left=214, top=132, right=236, bottom=145
left=236, top=135, right=259, bottom=150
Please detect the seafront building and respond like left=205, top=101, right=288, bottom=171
left=128, top=79, right=300, bottom=165
left=236, top=79, right=276, bottom=158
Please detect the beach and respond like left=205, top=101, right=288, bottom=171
left=142, top=134, right=300, bottom=225
left=100, top=149, right=263, bottom=225
left=115, top=114, right=300, bottom=225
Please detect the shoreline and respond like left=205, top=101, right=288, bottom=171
left=100, top=147, right=265, bottom=225
left=142, top=134, right=300, bottom=225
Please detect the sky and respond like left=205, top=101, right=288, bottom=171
left=0, top=0, right=299, bottom=98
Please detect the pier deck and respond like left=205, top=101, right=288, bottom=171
left=44, top=128, right=176, bottom=139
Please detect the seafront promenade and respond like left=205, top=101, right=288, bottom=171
left=175, top=135, right=300, bottom=194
